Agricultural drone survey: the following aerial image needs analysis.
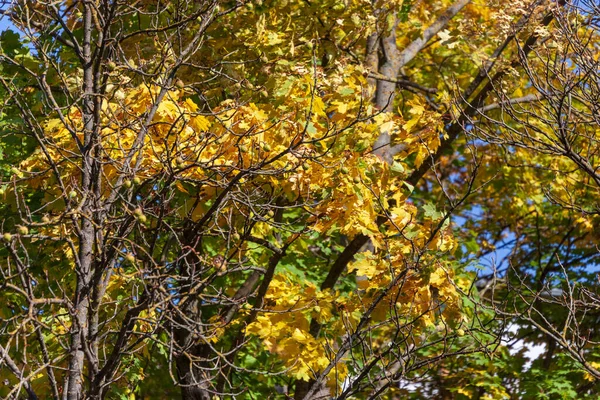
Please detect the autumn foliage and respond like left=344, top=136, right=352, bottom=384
left=1, top=0, right=599, bottom=399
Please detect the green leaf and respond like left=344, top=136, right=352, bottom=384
left=423, top=202, right=443, bottom=220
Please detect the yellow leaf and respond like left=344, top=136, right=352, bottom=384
left=429, top=268, right=447, bottom=287
left=313, top=97, right=326, bottom=116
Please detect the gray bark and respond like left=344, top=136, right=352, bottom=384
left=373, top=0, right=471, bottom=163
left=66, top=3, right=96, bottom=399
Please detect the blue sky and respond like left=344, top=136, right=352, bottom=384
left=0, top=13, right=13, bottom=32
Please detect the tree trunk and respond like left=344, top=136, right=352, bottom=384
left=174, top=296, right=214, bottom=400
left=66, top=3, right=96, bottom=399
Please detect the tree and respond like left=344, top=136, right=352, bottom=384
left=0, top=0, right=598, bottom=399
